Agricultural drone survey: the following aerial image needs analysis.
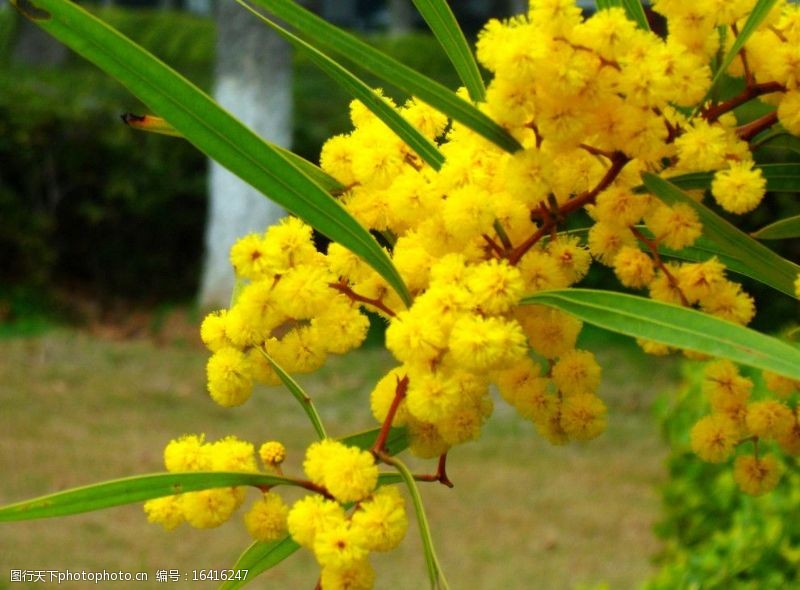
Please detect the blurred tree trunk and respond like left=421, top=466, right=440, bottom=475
left=199, top=0, right=292, bottom=307
left=389, top=0, right=414, bottom=35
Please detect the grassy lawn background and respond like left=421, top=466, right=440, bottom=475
left=0, top=321, right=679, bottom=589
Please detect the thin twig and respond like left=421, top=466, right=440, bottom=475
left=737, top=111, right=779, bottom=142
left=371, top=376, right=409, bottom=455
left=629, top=226, right=690, bottom=307
left=329, top=281, right=397, bottom=318
left=701, top=82, right=785, bottom=122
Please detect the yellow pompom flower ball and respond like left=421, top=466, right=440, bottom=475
left=182, top=489, right=240, bottom=529
left=143, top=496, right=184, bottom=531
left=323, top=446, right=380, bottom=504
left=287, top=495, right=346, bottom=549
left=163, top=434, right=209, bottom=472
left=559, top=394, right=608, bottom=441
left=745, top=400, right=795, bottom=440
left=206, top=347, right=253, bottom=407
left=646, top=203, right=702, bottom=250
left=552, top=349, right=602, bottom=397
left=777, top=91, right=800, bottom=135
left=711, top=162, right=767, bottom=214
left=351, top=486, right=408, bottom=552
left=303, top=440, right=379, bottom=503
left=259, top=441, right=287, bottom=469
left=370, top=367, right=410, bottom=427
left=613, top=246, right=655, bottom=289
left=244, top=492, right=289, bottom=541
left=690, top=414, right=740, bottom=463
left=733, top=454, right=782, bottom=496
left=319, top=559, right=376, bottom=590
left=313, top=522, right=369, bottom=569
left=200, top=310, right=229, bottom=352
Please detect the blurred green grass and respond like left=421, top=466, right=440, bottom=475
left=0, top=323, right=678, bottom=589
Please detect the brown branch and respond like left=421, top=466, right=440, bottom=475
left=329, top=281, right=397, bottom=318
left=579, top=143, right=615, bottom=160
left=258, top=477, right=332, bottom=499
left=412, top=453, right=454, bottom=488
left=629, top=226, right=690, bottom=307
left=701, top=81, right=785, bottom=122
left=737, top=111, right=779, bottom=142
left=482, top=234, right=505, bottom=257
left=508, top=152, right=630, bottom=265
left=371, top=375, right=409, bottom=455
left=730, top=24, right=755, bottom=88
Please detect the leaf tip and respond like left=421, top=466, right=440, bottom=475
left=11, top=0, right=51, bottom=20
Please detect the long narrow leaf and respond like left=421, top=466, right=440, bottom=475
left=643, top=172, right=799, bottom=298
left=14, top=0, right=410, bottom=306
left=751, top=215, right=800, bottom=240
left=665, top=163, right=800, bottom=193
left=387, top=455, right=450, bottom=590
left=342, top=426, right=409, bottom=456
left=248, top=0, right=522, bottom=153
left=0, top=472, right=294, bottom=522
left=594, top=0, right=617, bottom=10
left=411, top=0, right=485, bottom=102
left=557, top=227, right=779, bottom=287
left=219, top=538, right=300, bottom=590
left=522, top=289, right=800, bottom=380
left=702, top=0, right=778, bottom=104
left=594, top=0, right=649, bottom=29
left=123, top=112, right=344, bottom=192
left=237, top=0, right=444, bottom=170
left=621, top=0, right=650, bottom=30
left=260, top=348, right=327, bottom=440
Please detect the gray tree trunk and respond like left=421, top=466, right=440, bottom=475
left=389, top=0, right=414, bottom=35
left=199, top=0, right=292, bottom=307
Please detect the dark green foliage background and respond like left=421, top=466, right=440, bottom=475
left=0, top=7, right=459, bottom=310
left=645, top=359, right=800, bottom=590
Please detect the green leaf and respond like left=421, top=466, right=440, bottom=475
left=15, top=0, right=410, bottom=306
left=386, top=456, right=450, bottom=590
left=556, top=227, right=782, bottom=288
left=259, top=348, right=327, bottom=440
left=751, top=215, right=800, bottom=240
left=595, top=0, right=617, bottom=10
left=595, top=0, right=650, bottom=30
left=621, top=0, right=650, bottom=30
left=342, top=426, right=409, bottom=456
left=0, top=472, right=294, bottom=522
left=704, top=0, right=778, bottom=103
left=411, top=0, right=485, bottom=102
left=665, top=163, right=800, bottom=193
left=123, top=112, right=344, bottom=193
left=248, top=0, right=522, bottom=153
left=522, top=289, right=800, bottom=380
left=642, top=172, right=799, bottom=299
left=219, top=538, right=300, bottom=590
left=236, top=0, right=444, bottom=171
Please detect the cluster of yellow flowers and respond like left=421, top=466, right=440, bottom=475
left=690, top=361, right=800, bottom=495
left=200, top=217, right=371, bottom=407
left=290, top=440, right=407, bottom=587
left=150, top=0, right=800, bottom=585
left=145, top=435, right=408, bottom=587
left=144, top=435, right=265, bottom=530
